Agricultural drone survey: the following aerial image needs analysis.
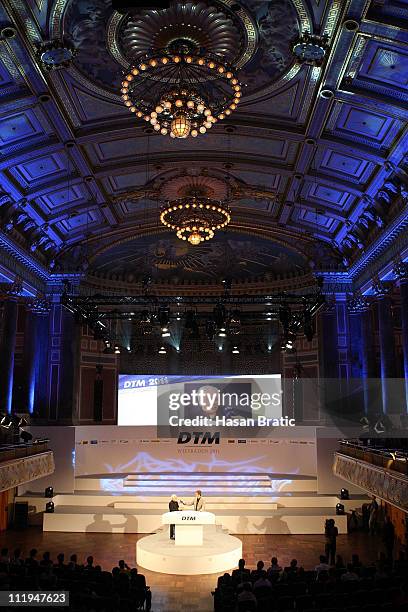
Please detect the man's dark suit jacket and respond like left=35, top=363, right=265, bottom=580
left=169, top=500, right=179, bottom=512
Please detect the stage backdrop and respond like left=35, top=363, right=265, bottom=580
left=74, top=425, right=317, bottom=477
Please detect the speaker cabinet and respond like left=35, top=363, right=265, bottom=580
left=14, top=501, right=28, bottom=529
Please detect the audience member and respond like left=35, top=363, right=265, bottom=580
left=368, top=495, right=379, bottom=535
left=25, top=549, right=38, bottom=568
left=0, top=548, right=9, bottom=564
left=266, top=556, right=282, bottom=578
left=253, top=570, right=272, bottom=591
left=214, top=550, right=408, bottom=612
left=383, top=515, right=395, bottom=561
left=232, top=558, right=250, bottom=585
left=250, top=560, right=265, bottom=583
left=10, top=549, right=23, bottom=567
left=314, top=554, right=330, bottom=575
left=237, top=582, right=257, bottom=608
left=341, top=563, right=360, bottom=581
left=324, top=518, right=338, bottom=564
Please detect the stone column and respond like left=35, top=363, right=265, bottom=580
left=22, top=294, right=50, bottom=414
left=394, top=262, right=408, bottom=412
left=34, top=308, right=50, bottom=418
left=373, top=279, right=396, bottom=414
left=0, top=279, right=22, bottom=413
left=347, top=294, right=376, bottom=416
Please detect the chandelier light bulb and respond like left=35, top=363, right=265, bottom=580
left=171, top=113, right=191, bottom=138
left=121, top=50, right=242, bottom=139
left=189, top=232, right=202, bottom=245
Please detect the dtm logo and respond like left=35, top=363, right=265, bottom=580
left=181, top=516, right=196, bottom=521
left=177, top=431, right=221, bottom=445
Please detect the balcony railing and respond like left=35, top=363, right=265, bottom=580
left=338, top=440, right=408, bottom=475
left=0, top=439, right=50, bottom=463
left=333, top=451, right=408, bottom=512
left=0, top=440, right=54, bottom=492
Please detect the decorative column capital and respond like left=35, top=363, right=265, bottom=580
left=393, top=260, right=408, bottom=283
left=27, top=292, right=51, bottom=314
left=372, top=277, right=392, bottom=298
left=347, top=291, right=370, bottom=313
left=5, top=276, right=23, bottom=298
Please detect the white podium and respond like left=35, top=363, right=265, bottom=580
left=137, top=510, right=242, bottom=574
left=162, top=510, right=215, bottom=546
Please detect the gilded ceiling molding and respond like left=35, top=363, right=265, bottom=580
left=0, top=230, right=49, bottom=285
left=84, top=270, right=318, bottom=298
left=8, top=0, right=43, bottom=44
left=333, top=452, right=408, bottom=512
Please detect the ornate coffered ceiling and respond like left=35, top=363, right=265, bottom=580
left=0, top=0, right=407, bottom=292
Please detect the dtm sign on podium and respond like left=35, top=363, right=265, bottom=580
left=162, top=511, right=215, bottom=546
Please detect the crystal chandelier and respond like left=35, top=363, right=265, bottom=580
left=120, top=44, right=242, bottom=139
left=160, top=197, right=231, bottom=245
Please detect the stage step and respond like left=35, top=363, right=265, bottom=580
left=73, top=474, right=318, bottom=494
left=41, top=504, right=349, bottom=535
left=113, top=501, right=279, bottom=510
left=126, top=474, right=271, bottom=481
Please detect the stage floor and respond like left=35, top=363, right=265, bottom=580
left=0, top=527, right=384, bottom=612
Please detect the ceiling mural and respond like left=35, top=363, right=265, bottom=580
left=89, top=232, right=309, bottom=283
left=61, top=0, right=301, bottom=96
left=0, top=0, right=406, bottom=293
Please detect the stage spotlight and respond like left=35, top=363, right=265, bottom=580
left=20, top=430, right=33, bottom=443
left=336, top=503, right=345, bottom=515
left=45, top=486, right=54, bottom=498
left=114, top=346, right=121, bottom=354
left=360, top=416, right=370, bottom=432
left=340, top=488, right=349, bottom=500
left=230, top=310, right=241, bottom=335
left=374, top=419, right=386, bottom=434
left=232, top=346, right=240, bottom=354
left=161, top=328, right=170, bottom=338
left=0, top=415, right=12, bottom=429
left=16, top=417, right=28, bottom=428
left=281, top=332, right=296, bottom=351
left=218, top=327, right=227, bottom=338
left=158, top=346, right=167, bottom=354
left=45, top=501, right=54, bottom=513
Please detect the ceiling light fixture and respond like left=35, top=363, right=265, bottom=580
left=120, top=44, right=242, bottom=140
left=160, top=196, right=231, bottom=245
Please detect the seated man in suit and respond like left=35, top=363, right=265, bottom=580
left=180, top=489, right=205, bottom=512
left=168, top=494, right=179, bottom=540
left=232, top=558, right=251, bottom=587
